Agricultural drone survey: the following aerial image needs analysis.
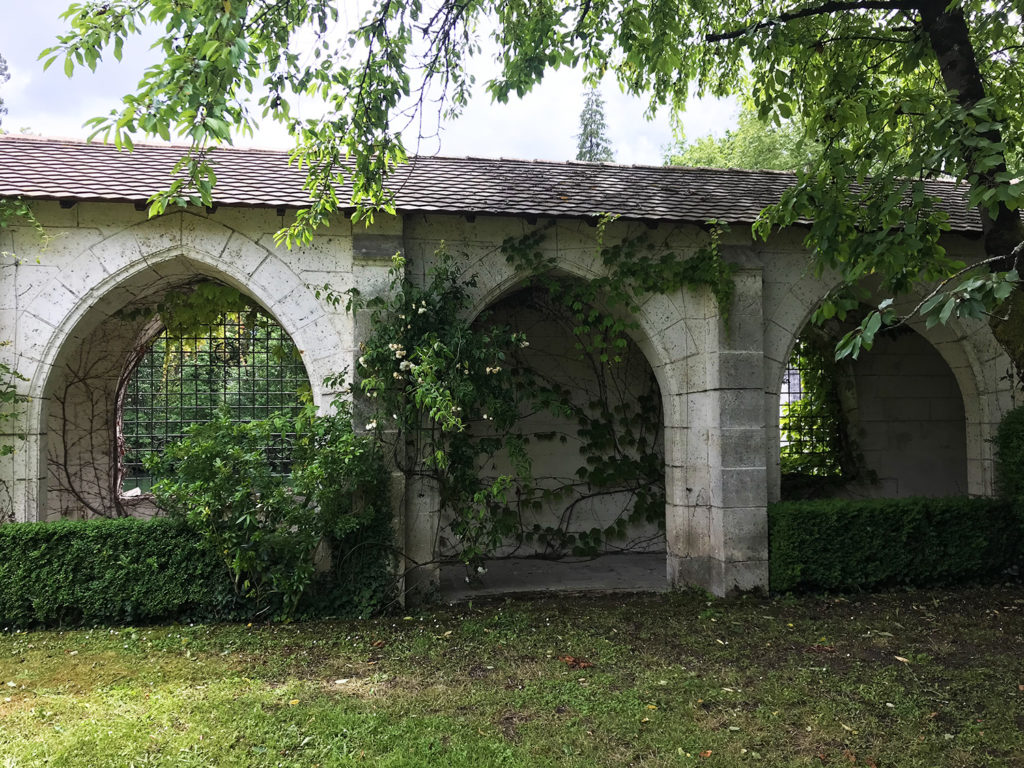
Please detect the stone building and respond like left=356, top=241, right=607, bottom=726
left=0, top=135, right=1014, bottom=597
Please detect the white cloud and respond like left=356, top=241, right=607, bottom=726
left=1, top=1, right=738, bottom=164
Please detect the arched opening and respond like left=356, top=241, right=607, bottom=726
left=118, top=303, right=310, bottom=496
left=41, top=276, right=312, bottom=520
left=440, top=280, right=667, bottom=595
left=780, top=320, right=968, bottom=499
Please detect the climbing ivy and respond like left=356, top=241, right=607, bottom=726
left=0, top=198, right=44, bottom=523
left=343, top=221, right=737, bottom=567
left=780, top=338, right=847, bottom=478
left=503, top=219, right=735, bottom=358
left=330, top=249, right=530, bottom=570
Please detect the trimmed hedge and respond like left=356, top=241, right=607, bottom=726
left=0, top=516, right=238, bottom=628
left=769, top=497, right=1022, bottom=593
left=0, top=509, right=395, bottom=628
left=995, top=405, right=1024, bottom=502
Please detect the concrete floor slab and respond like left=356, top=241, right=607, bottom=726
left=441, top=553, right=669, bottom=602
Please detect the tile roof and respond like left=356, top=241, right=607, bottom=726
left=0, top=134, right=982, bottom=232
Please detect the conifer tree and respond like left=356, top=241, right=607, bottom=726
left=0, top=54, right=9, bottom=129
left=575, top=88, right=615, bottom=163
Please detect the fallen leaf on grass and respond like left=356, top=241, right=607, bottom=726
left=700, top=750, right=713, bottom=758
left=558, top=656, right=593, bottom=669
left=894, top=655, right=910, bottom=663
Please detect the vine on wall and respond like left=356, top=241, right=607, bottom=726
left=0, top=198, right=45, bottom=523
left=338, top=221, right=735, bottom=567
left=779, top=332, right=872, bottom=499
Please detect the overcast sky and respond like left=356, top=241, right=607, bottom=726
left=0, top=1, right=739, bottom=166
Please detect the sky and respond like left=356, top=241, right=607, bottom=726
left=0, top=1, right=739, bottom=166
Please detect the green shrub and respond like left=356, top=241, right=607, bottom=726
left=0, top=405, right=394, bottom=628
left=148, top=402, right=393, bottom=619
left=0, top=516, right=238, bottom=627
left=994, top=405, right=1024, bottom=502
left=769, top=497, right=1022, bottom=593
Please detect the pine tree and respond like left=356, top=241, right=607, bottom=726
left=0, top=54, right=9, bottom=129
left=575, top=87, right=614, bottom=163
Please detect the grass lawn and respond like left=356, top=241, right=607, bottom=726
left=2, top=586, right=1023, bottom=767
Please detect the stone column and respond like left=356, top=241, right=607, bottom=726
left=667, top=269, right=768, bottom=595
left=351, top=218, right=441, bottom=602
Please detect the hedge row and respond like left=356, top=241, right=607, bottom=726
left=0, top=512, right=395, bottom=628
left=0, top=517, right=237, bottom=627
left=769, top=497, right=1023, bottom=593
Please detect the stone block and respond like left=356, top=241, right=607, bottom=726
left=717, top=350, right=763, bottom=390
left=213, top=206, right=287, bottom=236
left=662, top=426, right=687, bottom=469
left=181, top=212, right=236, bottom=257
left=710, top=466, right=767, bottom=509
left=638, top=294, right=684, bottom=337
left=361, top=213, right=403, bottom=237
left=713, top=506, right=769, bottom=561
left=664, top=502, right=711, bottom=558
left=718, top=389, right=766, bottom=430
left=76, top=202, right=149, bottom=234
left=684, top=353, right=711, bottom=393
left=249, top=258, right=304, bottom=306
left=717, top=427, right=767, bottom=469
left=722, top=308, right=763, bottom=353
left=667, top=554, right=768, bottom=596
left=133, top=214, right=184, bottom=257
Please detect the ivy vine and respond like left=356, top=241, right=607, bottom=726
left=0, top=197, right=45, bottom=523
left=341, top=220, right=738, bottom=569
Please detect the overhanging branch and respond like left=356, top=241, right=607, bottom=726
left=706, top=0, right=915, bottom=43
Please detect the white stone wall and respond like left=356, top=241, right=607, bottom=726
left=841, top=329, right=968, bottom=497
left=0, top=202, right=397, bottom=523
left=0, top=200, right=1017, bottom=597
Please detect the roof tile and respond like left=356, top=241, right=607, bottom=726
left=0, top=135, right=982, bottom=232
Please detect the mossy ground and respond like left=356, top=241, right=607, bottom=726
left=2, top=586, right=1022, bottom=767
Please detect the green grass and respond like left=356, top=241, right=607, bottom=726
left=2, top=586, right=1023, bottom=767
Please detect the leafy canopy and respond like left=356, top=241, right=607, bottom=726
left=666, top=102, right=807, bottom=172
left=44, top=1, right=1024, bottom=358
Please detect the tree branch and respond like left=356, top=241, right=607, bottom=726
left=706, top=1, right=914, bottom=43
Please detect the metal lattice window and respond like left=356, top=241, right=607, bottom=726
left=779, top=340, right=843, bottom=477
left=120, top=314, right=309, bottom=493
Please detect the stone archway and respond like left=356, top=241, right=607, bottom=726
left=17, top=214, right=348, bottom=522
left=765, top=261, right=1014, bottom=503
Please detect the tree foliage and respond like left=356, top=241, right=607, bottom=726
left=0, top=52, right=9, bottom=129
left=575, top=87, right=615, bottom=162
left=45, top=1, right=1024, bottom=364
left=666, top=103, right=807, bottom=172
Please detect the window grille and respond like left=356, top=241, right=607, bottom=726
left=120, top=313, right=309, bottom=493
left=779, top=340, right=842, bottom=476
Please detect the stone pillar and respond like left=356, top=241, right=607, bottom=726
left=1, top=247, right=47, bottom=524
left=667, top=269, right=768, bottom=595
left=350, top=216, right=441, bottom=602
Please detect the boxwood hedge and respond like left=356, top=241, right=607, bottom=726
left=769, top=496, right=1022, bottom=593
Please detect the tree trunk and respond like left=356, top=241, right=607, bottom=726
left=918, top=1, right=1024, bottom=373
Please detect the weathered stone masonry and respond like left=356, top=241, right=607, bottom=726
left=0, top=136, right=1015, bottom=596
